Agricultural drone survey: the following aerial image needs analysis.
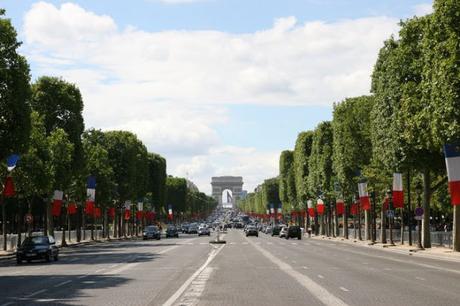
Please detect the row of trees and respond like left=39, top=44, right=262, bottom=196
left=0, top=9, right=216, bottom=249
left=239, top=0, right=460, bottom=250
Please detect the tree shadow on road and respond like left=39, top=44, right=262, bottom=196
left=0, top=274, right=131, bottom=305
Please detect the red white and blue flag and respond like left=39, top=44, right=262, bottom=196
left=307, top=200, right=315, bottom=217
left=358, top=182, right=370, bottom=211
left=52, top=190, right=63, bottom=217
left=392, top=173, right=404, bottom=208
left=336, top=198, right=345, bottom=216
left=168, top=205, right=173, bottom=220
left=85, top=176, right=96, bottom=215
left=316, top=199, right=324, bottom=215
left=444, top=143, right=460, bottom=205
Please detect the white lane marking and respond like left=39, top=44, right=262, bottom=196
left=245, top=236, right=348, bottom=306
left=199, top=242, right=207, bottom=245
left=162, top=245, right=225, bottom=306
left=54, top=280, right=72, bottom=288
left=25, top=289, right=47, bottom=298
left=302, top=266, right=310, bottom=270
left=291, top=243, right=298, bottom=245
left=318, top=274, right=324, bottom=279
left=230, top=242, right=235, bottom=245
left=340, top=287, right=349, bottom=292
left=174, top=267, right=214, bottom=306
left=321, top=243, right=460, bottom=276
left=415, top=276, right=426, bottom=281
left=104, top=263, right=139, bottom=275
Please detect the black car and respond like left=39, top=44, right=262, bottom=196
left=286, top=225, right=302, bottom=240
left=246, top=225, right=258, bottom=237
left=16, top=235, right=59, bottom=264
left=143, top=226, right=161, bottom=240
left=166, top=226, right=179, bottom=238
left=271, top=225, right=282, bottom=236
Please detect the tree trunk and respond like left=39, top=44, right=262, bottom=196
left=364, top=210, right=369, bottom=240
left=453, top=205, right=460, bottom=252
left=407, top=170, right=412, bottom=246
left=344, top=202, right=348, bottom=239
left=422, top=169, right=431, bottom=248
left=43, top=198, right=48, bottom=236
left=61, top=209, right=67, bottom=247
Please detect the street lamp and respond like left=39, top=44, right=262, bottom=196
left=415, top=181, right=424, bottom=250
left=387, top=188, right=395, bottom=246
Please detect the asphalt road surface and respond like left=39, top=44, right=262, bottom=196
left=1, top=230, right=460, bottom=306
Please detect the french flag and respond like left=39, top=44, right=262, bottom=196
left=358, top=182, right=370, bottom=210
left=52, top=190, right=63, bottom=217
left=316, top=199, right=325, bottom=215
left=270, top=203, right=275, bottom=217
left=307, top=200, right=315, bottom=217
left=168, top=205, right=173, bottom=220
left=444, top=143, right=460, bottom=205
left=336, top=198, right=345, bottom=216
left=392, top=173, right=404, bottom=208
left=85, top=176, right=96, bottom=215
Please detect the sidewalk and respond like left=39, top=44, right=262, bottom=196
left=309, top=234, right=460, bottom=262
left=0, top=235, right=140, bottom=261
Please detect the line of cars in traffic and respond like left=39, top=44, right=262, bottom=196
left=243, top=223, right=302, bottom=240
left=142, top=222, right=212, bottom=240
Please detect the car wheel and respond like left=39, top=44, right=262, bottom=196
left=54, top=254, right=59, bottom=261
left=27, top=259, right=31, bottom=263
left=45, top=254, right=51, bottom=262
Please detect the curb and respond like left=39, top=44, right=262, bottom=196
left=0, top=236, right=142, bottom=261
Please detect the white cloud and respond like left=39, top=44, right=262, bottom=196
left=413, top=3, right=433, bottom=16
left=21, top=2, right=400, bottom=193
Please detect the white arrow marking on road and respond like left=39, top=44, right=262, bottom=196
left=245, top=234, right=349, bottom=306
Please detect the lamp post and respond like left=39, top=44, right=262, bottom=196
left=387, top=188, right=395, bottom=246
left=415, top=182, right=424, bottom=250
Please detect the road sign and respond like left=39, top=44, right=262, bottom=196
left=24, top=213, right=33, bottom=224
left=415, top=207, right=424, bottom=220
left=387, top=210, right=394, bottom=218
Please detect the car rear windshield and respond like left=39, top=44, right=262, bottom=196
left=23, top=237, right=48, bottom=245
left=146, top=226, right=158, bottom=232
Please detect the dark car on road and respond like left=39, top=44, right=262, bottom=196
left=271, top=225, right=282, bottom=236
left=286, top=225, right=302, bottom=240
left=166, top=225, right=179, bottom=238
left=16, top=235, right=59, bottom=264
left=143, top=226, right=161, bottom=240
left=245, top=225, right=258, bottom=237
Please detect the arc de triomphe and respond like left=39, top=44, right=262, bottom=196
left=211, top=176, right=243, bottom=208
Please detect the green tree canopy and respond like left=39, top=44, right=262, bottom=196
left=0, top=9, right=31, bottom=160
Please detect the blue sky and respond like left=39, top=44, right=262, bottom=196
left=2, top=0, right=433, bottom=193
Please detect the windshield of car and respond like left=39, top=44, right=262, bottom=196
left=23, top=237, right=48, bottom=246
left=145, top=226, right=158, bottom=232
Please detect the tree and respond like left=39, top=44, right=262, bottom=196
left=279, top=150, right=297, bottom=214
left=294, top=131, right=314, bottom=203
left=165, top=177, right=187, bottom=217
left=82, top=129, right=115, bottom=238
left=31, top=76, right=84, bottom=172
left=308, top=122, right=334, bottom=197
left=422, top=0, right=460, bottom=250
left=147, top=153, right=166, bottom=214
left=333, top=96, right=374, bottom=198
left=0, top=9, right=31, bottom=160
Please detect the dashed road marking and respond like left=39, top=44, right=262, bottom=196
left=54, top=280, right=72, bottom=288
left=245, top=235, right=349, bottom=306
left=25, top=289, right=47, bottom=298
left=162, top=245, right=225, bottom=306
left=302, top=266, right=309, bottom=270
left=291, top=242, right=298, bottom=245
left=318, top=274, right=324, bottom=279
left=415, top=276, right=426, bottom=281
left=340, top=287, right=350, bottom=292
